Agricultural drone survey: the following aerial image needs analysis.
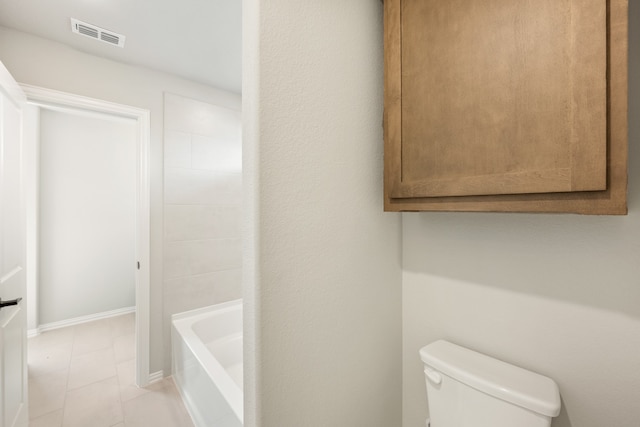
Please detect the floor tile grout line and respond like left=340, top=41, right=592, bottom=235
left=60, top=323, right=77, bottom=424
left=111, top=328, right=127, bottom=427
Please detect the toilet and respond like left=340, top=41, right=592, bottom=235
left=420, top=340, right=561, bottom=427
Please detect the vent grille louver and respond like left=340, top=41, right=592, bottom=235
left=70, top=18, right=126, bottom=48
left=77, top=24, right=98, bottom=38
left=100, top=32, right=121, bottom=45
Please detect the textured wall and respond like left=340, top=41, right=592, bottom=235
left=243, top=1, right=403, bottom=425
left=0, top=26, right=241, bottom=374
left=403, top=3, right=640, bottom=426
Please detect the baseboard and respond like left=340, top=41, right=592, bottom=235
left=148, top=370, right=164, bottom=384
left=30, top=306, right=136, bottom=336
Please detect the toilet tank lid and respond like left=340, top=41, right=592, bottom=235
left=420, top=340, right=561, bottom=417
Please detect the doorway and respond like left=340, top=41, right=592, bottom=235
left=21, top=84, right=151, bottom=387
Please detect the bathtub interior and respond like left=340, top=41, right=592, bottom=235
left=207, top=333, right=243, bottom=390
left=172, top=300, right=243, bottom=427
left=192, top=306, right=242, bottom=343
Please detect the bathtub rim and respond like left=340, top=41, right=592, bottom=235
left=172, top=299, right=243, bottom=424
left=172, top=298, right=242, bottom=322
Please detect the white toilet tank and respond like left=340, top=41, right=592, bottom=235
left=420, top=340, right=561, bottom=427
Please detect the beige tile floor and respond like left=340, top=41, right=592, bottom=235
left=28, top=313, right=194, bottom=427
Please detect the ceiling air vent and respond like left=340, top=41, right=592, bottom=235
left=70, top=18, right=126, bottom=48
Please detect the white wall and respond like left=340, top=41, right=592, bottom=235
left=38, top=109, right=136, bottom=324
left=244, top=1, right=402, bottom=426
left=163, top=93, right=242, bottom=373
left=0, top=26, right=241, bottom=374
left=403, top=3, right=640, bottom=427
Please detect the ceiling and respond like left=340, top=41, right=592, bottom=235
left=0, top=0, right=242, bottom=94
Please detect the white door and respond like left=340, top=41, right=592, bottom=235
left=0, top=62, right=28, bottom=427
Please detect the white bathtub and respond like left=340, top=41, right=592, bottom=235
left=172, top=299, right=243, bottom=427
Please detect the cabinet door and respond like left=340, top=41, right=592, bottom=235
left=384, top=0, right=628, bottom=214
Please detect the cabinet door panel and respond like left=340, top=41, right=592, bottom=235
left=388, top=0, right=607, bottom=198
left=383, top=0, right=627, bottom=214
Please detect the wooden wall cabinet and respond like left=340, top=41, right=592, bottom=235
left=384, top=0, right=628, bottom=214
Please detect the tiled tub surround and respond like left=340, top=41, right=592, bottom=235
left=27, top=313, right=193, bottom=427
left=163, top=93, right=243, bottom=374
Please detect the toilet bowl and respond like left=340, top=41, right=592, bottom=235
left=420, top=340, right=561, bottom=427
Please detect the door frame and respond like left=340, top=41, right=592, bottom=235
left=20, top=84, right=152, bottom=387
